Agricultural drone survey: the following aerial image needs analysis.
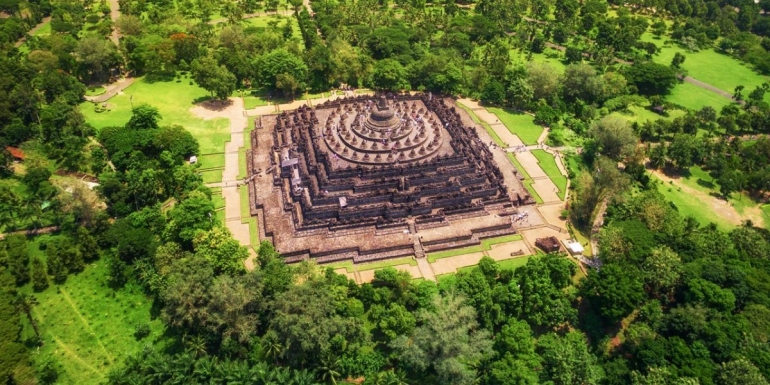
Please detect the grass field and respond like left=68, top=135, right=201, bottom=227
left=486, top=108, right=543, bottom=145
left=19, top=239, right=164, bottom=385
left=506, top=153, right=544, bottom=204
left=653, top=175, right=734, bottom=232
left=610, top=104, right=686, bottom=124
left=531, top=149, right=568, bottom=200
left=80, top=76, right=231, bottom=183
left=666, top=82, right=732, bottom=111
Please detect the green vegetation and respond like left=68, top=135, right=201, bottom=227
left=667, top=82, right=732, bottom=111
left=506, top=153, right=544, bottom=204
left=427, top=234, right=523, bottom=262
left=20, top=258, right=164, bottom=384
left=531, top=149, right=568, bottom=200
left=487, top=107, right=543, bottom=145
left=326, top=256, right=418, bottom=273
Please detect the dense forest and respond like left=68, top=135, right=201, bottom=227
left=1, top=0, right=770, bottom=383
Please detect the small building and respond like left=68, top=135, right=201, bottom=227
left=535, top=236, right=561, bottom=253
left=5, top=146, right=25, bottom=161
left=566, top=241, right=585, bottom=256
left=189, top=155, right=198, bottom=164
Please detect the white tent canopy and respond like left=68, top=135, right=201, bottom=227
left=567, top=241, right=584, bottom=255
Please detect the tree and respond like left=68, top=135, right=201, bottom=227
left=515, top=256, right=577, bottom=328
left=192, top=227, right=247, bottom=276
left=527, top=62, right=561, bottom=102
left=562, top=63, right=606, bottom=103
left=268, top=279, right=368, bottom=369
left=671, top=52, right=686, bottom=69
left=580, top=264, right=644, bottom=324
left=537, top=331, right=603, bottom=385
left=480, top=80, right=506, bottom=105
left=391, top=293, right=493, bottom=385
left=29, top=258, right=48, bottom=292
left=126, top=104, right=161, bottom=130
left=641, top=246, right=682, bottom=297
left=190, top=57, right=236, bottom=100
left=75, top=36, right=120, bottom=82
left=588, top=116, right=638, bottom=160
left=716, top=358, right=769, bottom=385
left=254, top=49, right=308, bottom=92
left=4, top=235, right=29, bottom=285
left=371, top=59, right=409, bottom=91
left=624, top=62, right=678, bottom=95
left=164, top=190, right=217, bottom=246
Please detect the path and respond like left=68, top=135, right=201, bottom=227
left=0, top=225, right=59, bottom=240
left=83, top=77, right=137, bottom=103
left=107, top=0, right=120, bottom=45
left=190, top=98, right=257, bottom=270
left=13, top=16, right=51, bottom=48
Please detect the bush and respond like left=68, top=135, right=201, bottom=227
left=134, top=322, right=151, bottom=340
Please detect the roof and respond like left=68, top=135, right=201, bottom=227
left=5, top=146, right=24, bottom=160
left=567, top=242, right=584, bottom=254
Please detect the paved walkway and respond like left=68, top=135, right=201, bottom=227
left=107, top=0, right=120, bottom=45
left=190, top=98, right=257, bottom=269
left=83, top=77, right=137, bottom=103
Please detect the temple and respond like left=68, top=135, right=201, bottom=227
left=247, top=93, right=535, bottom=264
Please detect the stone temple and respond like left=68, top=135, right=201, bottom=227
left=247, top=93, right=534, bottom=264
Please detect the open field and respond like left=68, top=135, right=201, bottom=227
left=610, top=104, right=686, bottom=124
left=79, top=76, right=231, bottom=182
left=531, top=149, right=567, bottom=200
left=487, top=107, right=543, bottom=145
left=666, top=82, right=732, bottom=111
left=19, top=239, right=164, bottom=385
left=79, top=76, right=231, bottom=154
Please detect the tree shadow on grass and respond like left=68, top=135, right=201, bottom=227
left=660, top=166, right=692, bottom=179
left=143, top=72, right=176, bottom=83
left=196, top=98, right=233, bottom=112
left=696, top=178, right=715, bottom=189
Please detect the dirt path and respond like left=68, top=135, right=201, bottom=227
left=108, top=0, right=120, bottom=45
left=13, top=16, right=51, bottom=47
left=0, top=225, right=59, bottom=240
left=190, top=98, right=257, bottom=270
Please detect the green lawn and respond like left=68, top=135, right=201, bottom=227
left=486, top=108, right=543, bottom=145
left=85, top=86, right=106, bottom=97
left=666, top=82, right=732, bottom=111
left=200, top=169, right=223, bottom=184
left=653, top=176, right=734, bottom=232
left=456, top=102, right=505, bottom=147
left=197, top=153, right=225, bottom=169
left=610, top=105, right=686, bottom=124
left=80, top=76, right=231, bottom=156
left=426, top=234, right=523, bottom=262
left=239, top=185, right=260, bottom=248
left=653, top=46, right=769, bottom=98
left=326, top=257, right=418, bottom=273
left=762, top=205, right=770, bottom=228
left=33, top=21, right=52, bottom=36
left=20, top=239, right=164, bottom=385
left=506, top=153, right=544, bottom=204
left=531, top=149, right=568, bottom=200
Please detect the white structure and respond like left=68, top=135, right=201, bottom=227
left=189, top=155, right=198, bottom=164
left=566, top=241, right=585, bottom=256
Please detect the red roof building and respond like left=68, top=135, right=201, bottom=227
left=5, top=146, right=25, bottom=161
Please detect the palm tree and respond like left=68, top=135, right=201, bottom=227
left=184, top=334, right=207, bottom=358
left=291, top=368, right=317, bottom=385
left=316, top=356, right=341, bottom=385
left=262, top=338, right=283, bottom=364
left=15, top=293, right=42, bottom=344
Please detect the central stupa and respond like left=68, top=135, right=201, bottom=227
left=321, top=94, right=445, bottom=166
